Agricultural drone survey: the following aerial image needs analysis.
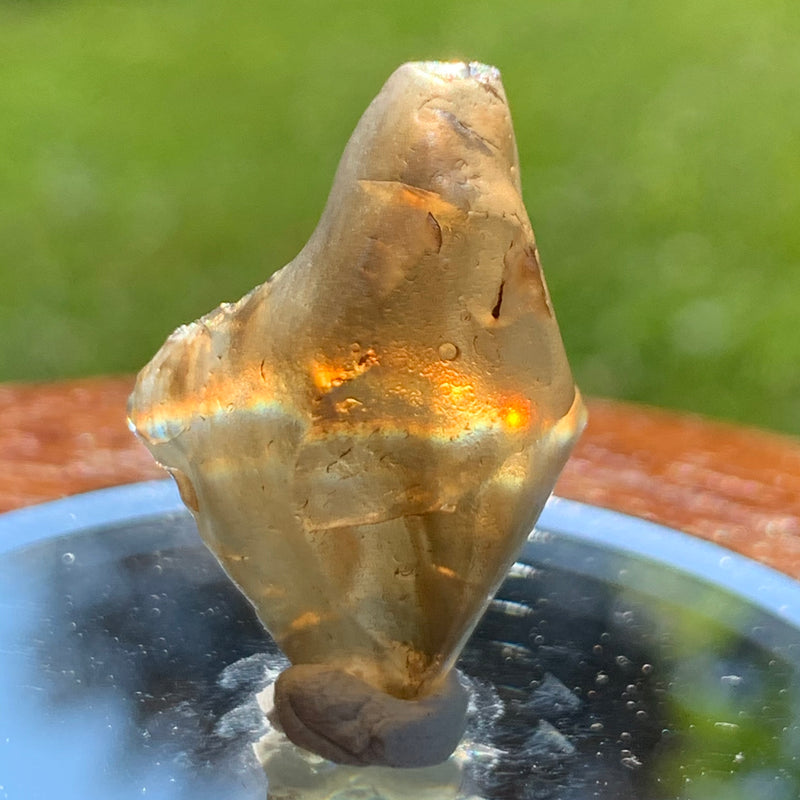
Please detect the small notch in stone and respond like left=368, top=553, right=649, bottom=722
left=426, top=212, right=443, bottom=252
left=491, top=281, right=505, bottom=319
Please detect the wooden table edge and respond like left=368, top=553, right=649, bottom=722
left=2, top=375, right=799, bottom=580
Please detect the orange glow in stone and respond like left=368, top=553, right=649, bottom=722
left=312, top=350, right=380, bottom=393
left=312, top=363, right=345, bottom=392
left=502, top=399, right=532, bottom=430
left=435, top=565, right=458, bottom=579
left=290, top=611, right=323, bottom=632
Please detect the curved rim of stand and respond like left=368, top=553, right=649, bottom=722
left=1, top=480, right=799, bottom=630
left=0, top=479, right=184, bottom=553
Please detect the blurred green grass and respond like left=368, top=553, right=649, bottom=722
left=1, top=0, right=798, bottom=434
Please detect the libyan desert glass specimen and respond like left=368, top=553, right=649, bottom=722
left=128, top=61, right=586, bottom=701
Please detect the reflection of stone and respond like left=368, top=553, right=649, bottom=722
left=128, top=59, right=585, bottom=717
left=273, top=664, right=468, bottom=767
left=254, top=684, right=470, bottom=800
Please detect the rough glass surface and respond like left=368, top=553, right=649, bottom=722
left=128, top=61, right=586, bottom=700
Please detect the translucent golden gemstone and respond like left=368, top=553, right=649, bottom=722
left=128, top=60, right=586, bottom=701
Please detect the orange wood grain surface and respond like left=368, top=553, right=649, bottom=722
left=2, top=376, right=800, bottom=579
